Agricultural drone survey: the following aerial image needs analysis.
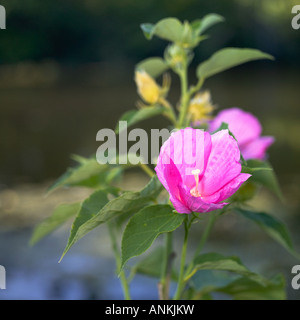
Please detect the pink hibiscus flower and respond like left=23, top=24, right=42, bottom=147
left=208, top=108, right=274, bottom=160
left=155, top=128, right=251, bottom=214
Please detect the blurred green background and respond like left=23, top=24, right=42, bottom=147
left=0, top=0, right=300, bottom=300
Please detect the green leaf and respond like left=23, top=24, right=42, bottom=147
left=186, top=253, right=268, bottom=286
left=211, top=121, right=229, bottom=134
left=60, top=175, right=163, bottom=261
left=218, top=274, right=286, bottom=300
left=235, top=208, right=299, bottom=259
left=241, top=166, right=272, bottom=174
left=121, top=204, right=185, bottom=271
left=47, top=156, right=111, bottom=192
left=190, top=270, right=286, bottom=300
left=246, top=159, right=283, bottom=200
left=145, top=17, right=183, bottom=43
left=190, top=270, right=240, bottom=293
left=228, top=181, right=258, bottom=203
left=64, top=189, right=112, bottom=257
left=113, top=175, right=164, bottom=228
left=197, top=48, right=274, bottom=80
left=136, top=57, right=169, bottom=78
left=211, top=121, right=228, bottom=134
left=140, top=23, right=155, bottom=40
left=130, top=246, right=178, bottom=280
left=115, top=106, right=167, bottom=134
left=141, top=16, right=222, bottom=48
left=241, top=159, right=274, bottom=174
left=30, top=202, right=81, bottom=246
left=191, top=14, right=224, bottom=36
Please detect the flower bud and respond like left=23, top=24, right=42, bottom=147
left=134, top=70, right=161, bottom=104
left=188, top=91, right=215, bottom=123
left=165, top=44, right=187, bottom=71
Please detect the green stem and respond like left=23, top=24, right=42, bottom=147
left=159, top=232, right=173, bottom=300
left=173, top=216, right=190, bottom=300
left=193, top=213, right=216, bottom=260
left=189, top=77, right=204, bottom=99
left=177, top=65, right=189, bottom=128
left=184, top=213, right=217, bottom=282
left=178, top=75, right=205, bottom=128
left=108, top=222, right=131, bottom=300
left=159, top=98, right=177, bottom=125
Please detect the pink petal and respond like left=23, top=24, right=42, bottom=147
left=240, top=136, right=274, bottom=160
left=178, top=183, right=227, bottom=213
left=209, top=108, right=262, bottom=145
left=201, top=173, right=251, bottom=203
left=156, top=128, right=212, bottom=189
left=155, top=157, right=191, bottom=214
left=199, top=130, right=242, bottom=196
left=169, top=193, right=191, bottom=214
left=155, top=127, right=250, bottom=214
left=155, top=157, right=181, bottom=200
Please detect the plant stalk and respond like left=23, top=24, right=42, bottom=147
left=173, top=217, right=190, bottom=300
left=184, top=213, right=217, bottom=282
left=108, top=222, right=131, bottom=300
left=177, top=67, right=189, bottom=128
left=159, top=232, right=173, bottom=299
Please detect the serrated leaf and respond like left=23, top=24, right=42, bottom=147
left=185, top=253, right=268, bottom=286
left=121, top=205, right=185, bottom=271
left=115, top=106, right=167, bottom=134
left=65, top=189, right=111, bottom=255
left=197, top=48, right=274, bottom=80
left=235, top=208, right=298, bottom=259
left=60, top=175, right=163, bottom=261
left=246, top=159, right=283, bottom=200
left=30, top=202, right=81, bottom=246
left=136, top=57, right=169, bottom=78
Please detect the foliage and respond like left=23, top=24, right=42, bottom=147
left=31, top=14, right=298, bottom=300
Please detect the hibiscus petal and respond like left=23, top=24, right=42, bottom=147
left=178, top=183, right=227, bottom=213
left=209, top=108, right=262, bottom=145
left=169, top=194, right=191, bottom=214
left=201, top=173, right=251, bottom=203
left=155, top=155, right=191, bottom=213
left=155, top=157, right=181, bottom=198
left=240, top=136, right=274, bottom=160
left=199, top=130, right=242, bottom=196
left=156, top=128, right=212, bottom=190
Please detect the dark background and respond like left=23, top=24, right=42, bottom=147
left=0, top=0, right=299, bottom=184
left=0, top=0, right=299, bottom=300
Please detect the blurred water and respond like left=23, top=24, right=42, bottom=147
left=0, top=210, right=299, bottom=300
left=0, top=63, right=300, bottom=185
left=0, top=220, right=180, bottom=300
